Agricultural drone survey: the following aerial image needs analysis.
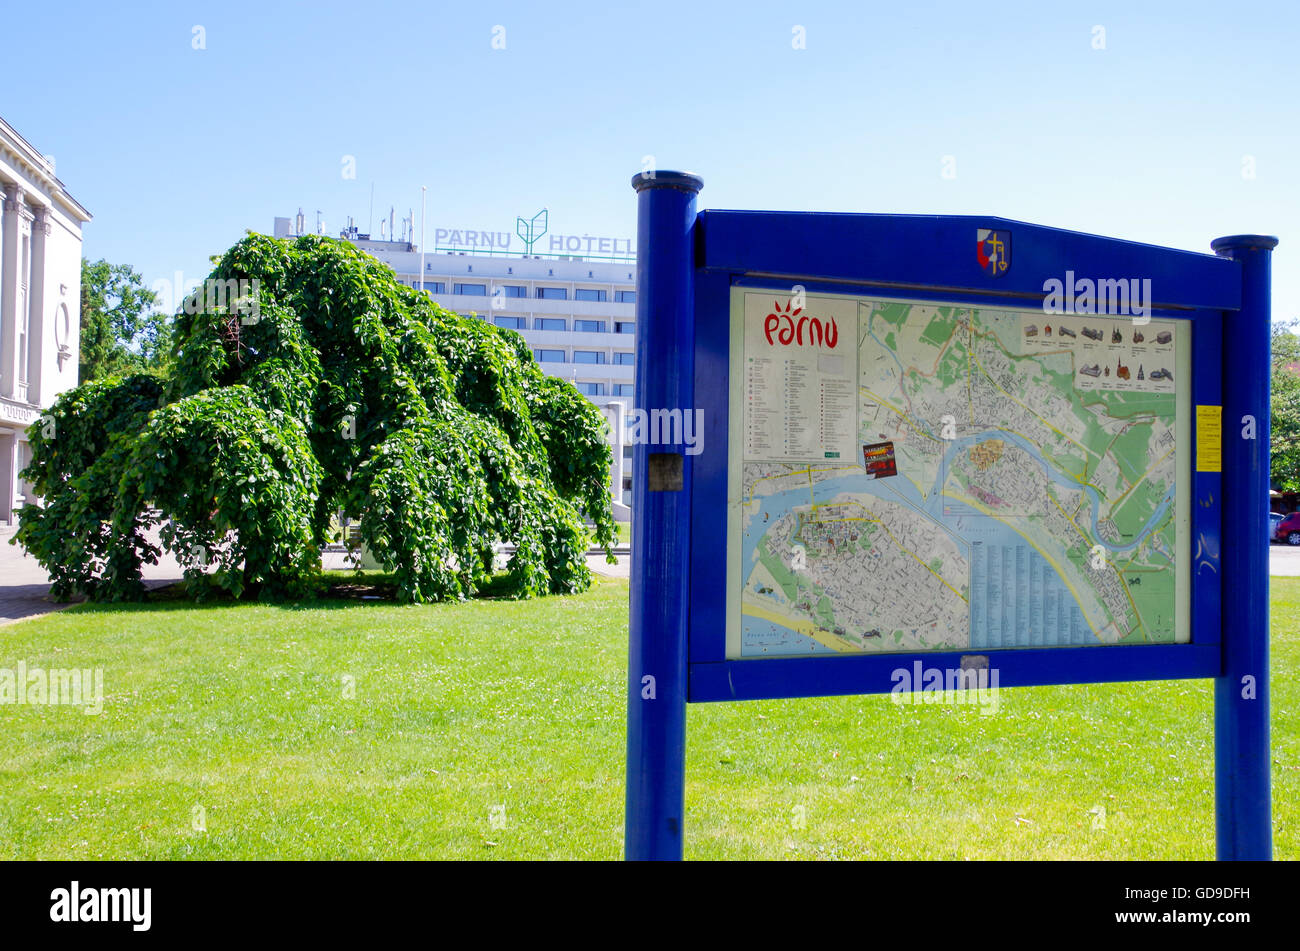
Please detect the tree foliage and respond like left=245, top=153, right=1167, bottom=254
left=1271, top=320, right=1300, bottom=493
left=79, top=258, right=171, bottom=381
left=20, top=235, right=615, bottom=602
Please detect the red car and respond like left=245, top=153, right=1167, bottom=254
left=1276, top=513, right=1300, bottom=546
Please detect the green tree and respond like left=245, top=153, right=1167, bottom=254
left=20, top=234, right=615, bottom=603
left=1271, top=321, right=1300, bottom=492
left=79, top=258, right=170, bottom=381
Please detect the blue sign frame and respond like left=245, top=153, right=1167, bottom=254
left=624, top=171, right=1275, bottom=862
left=689, top=222, right=1226, bottom=702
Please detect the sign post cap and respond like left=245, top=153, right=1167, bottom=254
left=1210, top=234, right=1279, bottom=255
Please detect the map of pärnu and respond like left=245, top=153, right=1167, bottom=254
left=730, top=290, right=1189, bottom=657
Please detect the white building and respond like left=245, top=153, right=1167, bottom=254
left=273, top=214, right=637, bottom=514
left=1, top=117, right=91, bottom=526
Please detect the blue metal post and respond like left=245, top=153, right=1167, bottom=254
left=1212, top=234, right=1278, bottom=860
left=624, top=170, right=703, bottom=861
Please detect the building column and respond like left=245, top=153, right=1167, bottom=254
left=26, top=204, right=50, bottom=405
left=1, top=186, right=34, bottom=400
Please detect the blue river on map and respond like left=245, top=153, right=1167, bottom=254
left=741, top=429, right=1174, bottom=653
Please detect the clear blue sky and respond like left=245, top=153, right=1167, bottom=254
left=6, top=0, right=1297, bottom=319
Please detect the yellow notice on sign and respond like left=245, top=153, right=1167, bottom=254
left=1197, top=405, right=1222, bottom=472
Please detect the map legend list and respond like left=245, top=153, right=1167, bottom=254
left=742, top=294, right=858, bottom=462
left=969, top=540, right=1092, bottom=648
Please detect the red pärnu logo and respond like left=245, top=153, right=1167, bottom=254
left=977, top=229, right=1011, bottom=277
left=764, top=299, right=839, bottom=348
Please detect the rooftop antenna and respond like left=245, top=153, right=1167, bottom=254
left=389, top=207, right=395, bottom=244
left=295, top=207, right=305, bottom=236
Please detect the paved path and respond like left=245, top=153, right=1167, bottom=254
left=1269, top=542, right=1300, bottom=577
left=587, top=552, right=630, bottom=579
left=0, top=525, right=186, bottom=627
left=1, top=525, right=631, bottom=627
left=0, top=524, right=85, bottom=625
left=324, top=546, right=630, bottom=579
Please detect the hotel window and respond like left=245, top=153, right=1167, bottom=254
left=575, top=382, right=605, bottom=396
left=455, top=283, right=487, bottom=296
left=574, top=319, right=605, bottom=333
left=615, top=290, right=636, bottom=303
left=615, top=384, right=635, bottom=396
left=421, top=281, right=445, bottom=293
left=494, top=316, right=527, bottom=329
left=614, top=352, right=635, bottom=365
left=573, top=350, right=606, bottom=365
left=536, top=287, right=568, bottom=300
left=533, top=349, right=565, bottom=363
left=575, top=289, right=607, bottom=302
left=500, top=285, right=527, bottom=298
left=615, top=322, right=635, bottom=334
left=535, top=317, right=566, bottom=331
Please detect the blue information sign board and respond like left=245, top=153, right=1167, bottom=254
left=624, top=170, right=1275, bottom=862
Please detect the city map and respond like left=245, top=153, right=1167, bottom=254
left=728, top=290, right=1191, bottom=658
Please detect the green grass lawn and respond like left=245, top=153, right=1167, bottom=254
left=1, top=575, right=1295, bottom=859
